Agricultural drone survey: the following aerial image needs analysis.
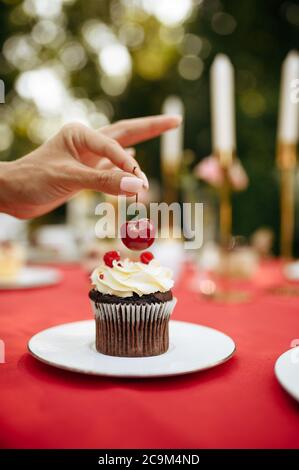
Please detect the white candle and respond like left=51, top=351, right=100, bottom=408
left=161, top=96, right=184, bottom=171
left=278, top=50, right=299, bottom=144
left=210, top=54, right=236, bottom=154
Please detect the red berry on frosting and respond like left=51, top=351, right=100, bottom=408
left=140, top=251, right=154, bottom=264
left=103, top=251, right=120, bottom=268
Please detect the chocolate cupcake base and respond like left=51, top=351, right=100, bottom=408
left=89, top=289, right=173, bottom=304
left=90, top=299, right=176, bottom=357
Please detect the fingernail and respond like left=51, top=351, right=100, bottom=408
left=126, top=148, right=136, bottom=157
left=169, top=115, right=183, bottom=125
left=120, top=176, right=144, bottom=193
left=141, top=171, right=149, bottom=189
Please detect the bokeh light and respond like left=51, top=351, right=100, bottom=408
left=199, top=279, right=216, bottom=296
left=284, top=2, right=299, bottom=26
left=118, top=23, right=144, bottom=49
left=16, top=68, right=68, bottom=115
left=178, top=55, right=204, bottom=80
left=31, top=20, right=60, bottom=45
left=240, top=89, right=266, bottom=118
left=0, top=124, right=13, bottom=152
left=59, top=42, right=87, bottom=71
left=3, top=34, right=39, bottom=70
left=181, top=34, right=203, bottom=55
left=100, top=75, right=128, bottom=96
left=159, top=25, right=185, bottom=46
left=82, top=21, right=117, bottom=52
left=211, top=12, right=237, bottom=35
left=99, top=44, right=132, bottom=77
left=23, top=0, right=63, bottom=18
left=142, top=0, right=193, bottom=26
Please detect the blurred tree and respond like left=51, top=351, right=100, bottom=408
left=0, top=0, right=298, bottom=253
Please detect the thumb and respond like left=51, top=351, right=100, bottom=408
left=75, top=168, right=145, bottom=196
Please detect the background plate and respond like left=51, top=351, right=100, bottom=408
left=275, top=347, right=299, bottom=402
left=0, top=266, right=62, bottom=290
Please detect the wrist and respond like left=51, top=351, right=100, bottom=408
left=0, top=161, right=17, bottom=214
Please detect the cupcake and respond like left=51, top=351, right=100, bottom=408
left=89, top=251, right=176, bottom=357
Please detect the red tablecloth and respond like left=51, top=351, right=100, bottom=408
left=0, top=261, right=299, bottom=449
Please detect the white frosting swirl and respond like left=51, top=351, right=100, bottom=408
left=91, top=259, right=174, bottom=297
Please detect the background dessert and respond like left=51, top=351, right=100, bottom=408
left=89, top=251, right=176, bottom=357
left=0, top=241, right=26, bottom=283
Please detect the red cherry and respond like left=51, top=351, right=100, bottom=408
left=103, top=250, right=120, bottom=267
left=140, top=251, right=154, bottom=264
left=120, top=218, right=155, bottom=251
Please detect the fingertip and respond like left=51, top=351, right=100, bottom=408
left=125, top=147, right=136, bottom=157
left=141, top=171, right=149, bottom=190
left=168, top=114, right=183, bottom=126
left=150, top=114, right=183, bottom=126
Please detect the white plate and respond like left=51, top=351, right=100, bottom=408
left=0, top=266, right=62, bottom=289
left=275, top=347, right=299, bottom=402
left=28, top=320, right=236, bottom=378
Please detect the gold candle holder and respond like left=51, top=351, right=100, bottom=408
left=161, top=161, right=181, bottom=205
left=276, top=142, right=297, bottom=259
left=215, top=149, right=235, bottom=247
left=161, top=158, right=182, bottom=237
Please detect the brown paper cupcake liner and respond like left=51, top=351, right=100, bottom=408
left=90, top=299, right=176, bottom=357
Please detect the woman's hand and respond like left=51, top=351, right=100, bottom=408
left=0, top=115, right=181, bottom=219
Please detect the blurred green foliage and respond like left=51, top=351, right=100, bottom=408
left=0, top=0, right=298, bottom=253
